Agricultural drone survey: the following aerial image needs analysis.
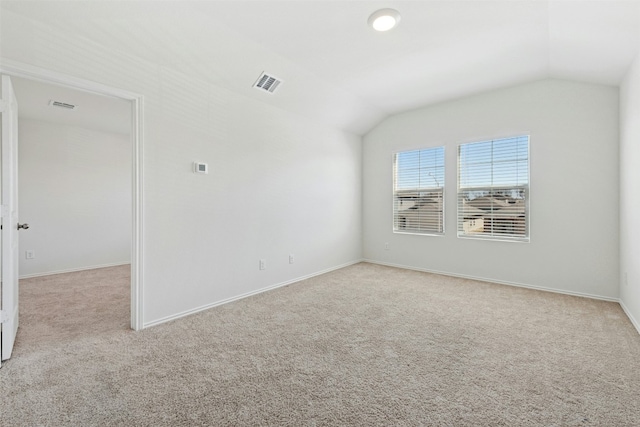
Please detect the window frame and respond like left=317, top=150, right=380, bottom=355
left=457, top=135, right=530, bottom=243
left=392, top=146, right=446, bottom=236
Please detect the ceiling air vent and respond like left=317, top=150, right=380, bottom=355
left=253, top=72, right=282, bottom=94
left=49, top=100, right=77, bottom=110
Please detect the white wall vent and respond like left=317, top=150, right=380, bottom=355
left=253, top=72, right=283, bottom=94
left=49, top=100, right=77, bottom=110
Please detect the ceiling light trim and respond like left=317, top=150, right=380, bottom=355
left=368, top=8, right=401, bottom=32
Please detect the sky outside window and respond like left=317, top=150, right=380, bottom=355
left=395, top=147, right=445, bottom=190
left=459, top=136, right=529, bottom=189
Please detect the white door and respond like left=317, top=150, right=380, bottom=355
left=1, top=75, right=21, bottom=362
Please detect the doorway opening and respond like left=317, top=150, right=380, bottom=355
left=13, top=76, right=132, bottom=352
left=0, top=62, right=143, bottom=365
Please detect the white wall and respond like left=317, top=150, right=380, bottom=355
left=1, top=10, right=362, bottom=326
left=18, top=119, right=131, bottom=277
left=620, top=53, right=640, bottom=331
left=363, top=79, right=620, bottom=299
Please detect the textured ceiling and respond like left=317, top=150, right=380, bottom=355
left=2, top=0, right=639, bottom=135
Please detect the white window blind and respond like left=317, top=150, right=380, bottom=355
left=457, top=135, right=529, bottom=241
left=393, top=147, right=445, bottom=234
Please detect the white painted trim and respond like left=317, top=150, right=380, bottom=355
left=144, top=260, right=364, bottom=329
left=19, top=263, right=130, bottom=279
left=0, top=58, right=145, bottom=331
left=0, top=59, right=139, bottom=100
left=363, top=259, right=620, bottom=302
left=130, top=91, right=144, bottom=332
left=620, top=300, right=640, bottom=335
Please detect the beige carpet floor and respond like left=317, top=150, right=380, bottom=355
left=1, top=262, right=639, bottom=426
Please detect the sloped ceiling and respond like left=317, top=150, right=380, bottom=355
left=2, top=0, right=639, bottom=135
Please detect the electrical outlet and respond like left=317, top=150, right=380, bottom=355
left=25, top=250, right=35, bottom=260
left=384, top=242, right=390, bottom=250
left=289, top=254, right=295, bottom=264
left=259, top=259, right=266, bottom=270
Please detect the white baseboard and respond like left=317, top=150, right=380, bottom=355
left=143, top=259, right=364, bottom=329
left=362, top=259, right=620, bottom=302
left=620, top=300, right=640, bottom=335
left=19, top=262, right=130, bottom=279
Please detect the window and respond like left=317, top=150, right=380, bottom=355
left=393, top=147, right=445, bottom=234
left=457, top=135, right=529, bottom=241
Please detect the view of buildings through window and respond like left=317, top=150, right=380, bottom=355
left=392, top=135, right=529, bottom=241
left=458, top=135, right=529, bottom=241
left=393, top=146, right=445, bottom=234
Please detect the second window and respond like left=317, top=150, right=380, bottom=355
left=393, top=147, right=445, bottom=235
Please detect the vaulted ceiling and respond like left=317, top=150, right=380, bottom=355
left=2, top=1, right=639, bottom=135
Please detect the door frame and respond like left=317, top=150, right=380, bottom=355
left=0, top=59, right=144, bottom=331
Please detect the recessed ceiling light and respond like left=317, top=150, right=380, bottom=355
left=368, top=8, right=401, bottom=32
